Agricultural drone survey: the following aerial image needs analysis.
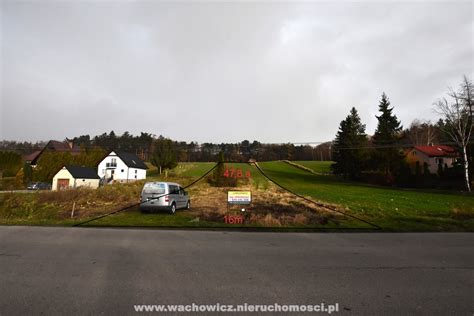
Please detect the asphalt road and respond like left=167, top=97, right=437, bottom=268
left=0, top=227, right=472, bottom=315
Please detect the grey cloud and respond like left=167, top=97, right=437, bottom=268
left=1, top=1, right=472, bottom=143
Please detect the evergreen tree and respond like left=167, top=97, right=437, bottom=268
left=332, top=107, right=368, bottom=179
left=0, top=151, right=22, bottom=177
left=372, top=93, right=403, bottom=183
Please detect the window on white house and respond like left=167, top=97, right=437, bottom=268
left=135, top=170, right=137, bottom=174
left=121, top=169, right=124, bottom=172
left=135, top=175, right=137, bottom=179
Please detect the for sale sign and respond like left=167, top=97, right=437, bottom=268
left=227, top=191, right=252, bottom=205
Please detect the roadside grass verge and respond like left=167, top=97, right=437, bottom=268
left=80, top=208, right=366, bottom=230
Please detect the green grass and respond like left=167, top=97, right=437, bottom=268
left=1, top=161, right=473, bottom=231
left=148, top=162, right=268, bottom=189
left=176, top=162, right=216, bottom=177
left=292, top=161, right=333, bottom=174
left=258, top=161, right=474, bottom=231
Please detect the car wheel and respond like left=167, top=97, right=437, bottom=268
left=170, top=203, right=176, bottom=215
left=186, top=201, right=191, bottom=210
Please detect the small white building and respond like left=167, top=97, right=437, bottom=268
left=52, top=165, right=100, bottom=191
left=97, top=151, right=148, bottom=183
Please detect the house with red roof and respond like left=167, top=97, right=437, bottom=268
left=405, top=145, right=458, bottom=174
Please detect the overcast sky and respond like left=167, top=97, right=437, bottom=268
left=1, top=0, right=472, bottom=144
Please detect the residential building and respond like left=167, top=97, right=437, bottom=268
left=97, top=151, right=148, bottom=183
left=25, top=140, right=81, bottom=167
left=405, top=145, right=458, bottom=174
left=52, top=165, right=100, bottom=191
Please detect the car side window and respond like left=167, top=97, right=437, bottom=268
left=169, top=185, right=178, bottom=195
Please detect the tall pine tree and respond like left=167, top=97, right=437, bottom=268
left=332, top=107, right=368, bottom=179
left=372, top=93, right=403, bottom=183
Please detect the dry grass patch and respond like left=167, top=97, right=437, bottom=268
left=451, top=207, right=474, bottom=220
left=36, top=181, right=145, bottom=219
left=188, top=182, right=341, bottom=226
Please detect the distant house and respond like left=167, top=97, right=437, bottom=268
left=52, top=165, right=100, bottom=191
left=24, top=151, right=42, bottom=165
left=25, top=140, right=81, bottom=167
left=406, top=145, right=458, bottom=174
left=97, top=151, right=148, bottom=183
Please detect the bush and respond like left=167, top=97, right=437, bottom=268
left=0, top=177, right=23, bottom=190
left=0, top=151, right=22, bottom=177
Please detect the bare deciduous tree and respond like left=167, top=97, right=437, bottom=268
left=435, top=76, right=473, bottom=191
left=407, top=119, right=437, bottom=145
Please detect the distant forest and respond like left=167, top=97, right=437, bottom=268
left=0, top=132, right=333, bottom=162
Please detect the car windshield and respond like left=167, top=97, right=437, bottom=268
left=143, top=183, right=166, bottom=194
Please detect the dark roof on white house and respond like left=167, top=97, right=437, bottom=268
left=64, top=165, right=100, bottom=179
left=45, top=140, right=81, bottom=153
left=24, top=150, right=41, bottom=162
left=114, top=151, right=148, bottom=169
left=25, top=140, right=81, bottom=165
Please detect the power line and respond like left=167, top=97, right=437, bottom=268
left=251, top=162, right=382, bottom=230
left=73, top=162, right=220, bottom=226
left=74, top=161, right=382, bottom=230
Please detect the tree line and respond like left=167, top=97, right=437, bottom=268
left=0, top=135, right=331, bottom=171
left=332, top=76, right=473, bottom=191
left=0, top=134, right=331, bottom=183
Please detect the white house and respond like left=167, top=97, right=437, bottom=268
left=52, top=165, right=100, bottom=191
left=97, top=151, right=148, bottom=183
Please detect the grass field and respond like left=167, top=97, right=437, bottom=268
left=1, top=161, right=473, bottom=231
left=153, top=162, right=269, bottom=190
left=292, top=161, right=333, bottom=174
left=259, top=161, right=474, bottom=231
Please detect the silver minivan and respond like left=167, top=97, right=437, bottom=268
left=139, top=182, right=190, bottom=214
